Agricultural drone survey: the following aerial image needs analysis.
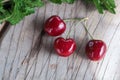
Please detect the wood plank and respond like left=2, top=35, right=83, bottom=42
left=0, top=0, right=120, bottom=80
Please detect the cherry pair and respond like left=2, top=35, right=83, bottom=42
left=44, top=15, right=76, bottom=57
left=44, top=15, right=107, bottom=61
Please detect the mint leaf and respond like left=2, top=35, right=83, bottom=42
left=0, top=0, right=116, bottom=25
left=93, top=0, right=104, bottom=13
left=85, top=0, right=116, bottom=14
left=0, top=0, right=44, bottom=25
left=50, top=0, right=75, bottom=4
left=50, top=0, right=62, bottom=4
left=102, top=0, right=116, bottom=14
left=62, top=0, right=75, bottom=4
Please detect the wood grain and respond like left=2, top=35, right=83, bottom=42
left=0, top=0, right=120, bottom=80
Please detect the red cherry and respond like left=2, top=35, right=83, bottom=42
left=85, top=40, right=107, bottom=61
left=54, top=37, right=76, bottom=57
left=44, top=15, right=66, bottom=36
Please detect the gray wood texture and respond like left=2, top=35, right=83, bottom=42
left=0, top=0, right=120, bottom=80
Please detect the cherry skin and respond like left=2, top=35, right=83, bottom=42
left=54, top=37, right=76, bottom=57
left=85, top=40, right=107, bottom=61
left=44, top=15, right=66, bottom=36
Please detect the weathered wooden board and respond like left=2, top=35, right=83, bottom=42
left=0, top=0, right=120, bottom=80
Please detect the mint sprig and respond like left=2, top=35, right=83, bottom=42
left=50, top=0, right=75, bottom=4
left=0, top=0, right=116, bottom=25
left=86, top=0, right=116, bottom=14
left=0, top=0, right=44, bottom=25
left=50, top=0, right=116, bottom=14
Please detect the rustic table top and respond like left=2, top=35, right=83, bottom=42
left=0, top=0, right=120, bottom=80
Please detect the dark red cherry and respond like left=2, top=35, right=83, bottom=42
left=44, top=15, right=66, bottom=36
left=54, top=37, right=76, bottom=57
left=85, top=40, right=107, bottom=61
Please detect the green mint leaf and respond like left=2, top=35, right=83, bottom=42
left=0, top=0, right=44, bottom=25
left=50, top=0, right=62, bottom=4
left=108, top=0, right=116, bottom=8
left=93, top=0, right=104, bottom=13
left=62, top=0, right=75, bottom=4
left=86, top=0, right=116, bottom=14
left=0, top=0, right=116, bottom=25
left=102, top=0, right=116, bottom=14
left=50, top=0, right=75, bottom=4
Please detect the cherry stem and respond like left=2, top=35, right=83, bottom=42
left=65, top=17, right=89, bottom=39
left=82, top=21, right=94, bottom=39
left=64, top=17, right=89, bottom=22
left=66, top=23, right=74, bottom=38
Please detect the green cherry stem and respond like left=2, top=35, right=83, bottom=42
left=82, top=21, right=94, bottom=39
left=64, top=17, right=88, bottom=39
left=66, top=23, right=75, bottom=38
left=64, top=17, right=89, bottom=22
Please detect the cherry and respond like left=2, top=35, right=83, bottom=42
left=54, top=37, right=76, bottom=57
left=44, top=15, right=66, bottom=36
left=85, top=40, right=107, bottom=61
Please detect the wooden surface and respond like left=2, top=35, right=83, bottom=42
left=0, top=0, right=120, bottom=80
